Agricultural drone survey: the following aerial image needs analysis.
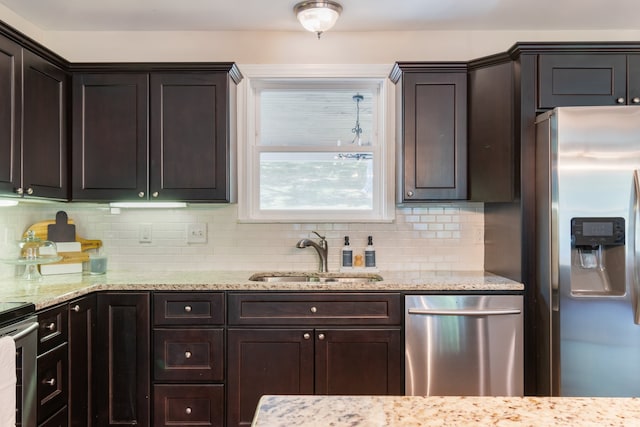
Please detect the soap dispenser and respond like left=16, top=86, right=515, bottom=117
left=365, top=236, right=376, bottom=268
left=341, top=236, right=353, bottom=269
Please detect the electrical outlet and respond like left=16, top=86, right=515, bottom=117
left=139, top=223, right=153, bottom=243
left=187, top=223, right=207, bottom=243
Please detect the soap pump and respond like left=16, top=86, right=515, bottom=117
left=341, top=236, right=353, bottom=268
left=365, top=235, right=376, bottom=268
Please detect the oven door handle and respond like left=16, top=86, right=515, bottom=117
left=407, top=308, right=522, bottom=316
left=11, top=322, right=38, bottom=341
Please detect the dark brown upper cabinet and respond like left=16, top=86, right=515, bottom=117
left=72, top=65, right=241, bottom=202
left=0, top=38, right=68, bottom=200
left=537, top=54, right=640, bottom=108
left=391, top=63, right=468, bottom=201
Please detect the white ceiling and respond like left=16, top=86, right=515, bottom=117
left=0, top=0, right=638, bottom=32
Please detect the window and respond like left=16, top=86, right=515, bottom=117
left=237, top=65, right=395, bottom=222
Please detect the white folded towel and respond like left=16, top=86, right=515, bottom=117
left=0, top=335, right=16, bottom=427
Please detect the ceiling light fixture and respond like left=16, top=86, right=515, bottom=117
left=294, top=1, right=343, bottom=39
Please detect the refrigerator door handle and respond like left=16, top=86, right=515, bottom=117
left=407, top=308, right=522, bottom=316
left=633, top=170, right=640, bottom=325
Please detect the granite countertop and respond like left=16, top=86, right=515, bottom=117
left=0, top=270, right=523, bottom=310
left=251, top=395, right=640, bottom=427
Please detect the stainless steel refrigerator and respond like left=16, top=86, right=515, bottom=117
left=535, top=106, right=640, bottom=396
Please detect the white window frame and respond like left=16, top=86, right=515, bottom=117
left=237, top=64, right=395, bottom=223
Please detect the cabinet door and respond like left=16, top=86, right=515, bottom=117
left=22, top=49, right=68, bottom=200
left=95, top=293, right=150, bottom=427
left=627, top=54, right=640, bottom=105
left=468, top=61, right=517, bottom=202
left=538, top=54, right=627, bottom=108
left=314, top=328, right=401, bottom=395
left=68, top=295, right=96, bottom=427
left=72, top=73, right=148, bottom=201
left=0, top=36, right=21, bottom=196
left=227, top=329, right=314, bottom=427
left=402, top=72, right=467, bottom=200
left=150, top=72, right=229, bottom=201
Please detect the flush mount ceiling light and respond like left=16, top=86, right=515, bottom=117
left=294, top=1, right=343, bottom=39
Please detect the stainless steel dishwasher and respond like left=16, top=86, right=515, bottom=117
left=405, top=295, right=523, bottom=396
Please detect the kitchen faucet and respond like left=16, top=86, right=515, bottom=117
left=296, top=231, right=328, bottom=272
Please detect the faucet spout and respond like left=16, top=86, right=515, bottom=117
left=296, top=232, right=328, bottom=272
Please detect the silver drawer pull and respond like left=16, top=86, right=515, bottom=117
left=185, top=407, right=192, bottom=415
left=184, top=305, right=192, bottom=313
left=185, top=351, right=192, bottom=359
left=318, top=333, right=325, bottom=340
left=43, top=378, right=56, bottom=386
left=303, top=333, right=311, bottom=340
left=310, top=306, right=317, bottom=313
left=71, top=305, right=80, bottom=312
left=44, top=322, right=56, bottom=331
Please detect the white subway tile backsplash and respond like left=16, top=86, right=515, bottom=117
left=0, top=201, right=484, bottom=278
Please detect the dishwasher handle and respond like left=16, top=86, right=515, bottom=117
left=407, top=308, right=521, bottom=317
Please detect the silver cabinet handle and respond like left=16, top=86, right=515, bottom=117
left=633, top=97, right=640, bottom=104
left=71, top=305, right=80, bottom=312
left=185, top=351, right=192, bottom=359
left=184, top=305, right=192, bottom=313
left=617, top=97, right=626, bottom=104
left=152, top=192, right=159, bottom=198
left=408, top=308, right=521, bottom=316
left=310, top=306, right=317, bottom=313
left=303, top=333, right=311, bottom=340
left=16, top=187, right=23, bottom=195
left=43, top=378, right=56, bottom=386
left=318, top=333, right=325, bottom=340
left=138, top=191, right=145, bottom=198
left=407, top=190, right=414, bottom=197
left=44, top=322, right=56, bottom=331
left=26, top=187, right=34, bottom=195
left=185, top=407, right=192, bottom=415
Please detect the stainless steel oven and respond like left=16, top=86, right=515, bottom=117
left=0, top=303, right=37, bottom=427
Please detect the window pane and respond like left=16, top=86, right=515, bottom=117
left=259, top=89, right=374, bottom=147
left=259, top=152, right=373, bottom=210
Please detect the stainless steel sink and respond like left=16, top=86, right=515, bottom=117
left=248, top=271, right=383, bottom=283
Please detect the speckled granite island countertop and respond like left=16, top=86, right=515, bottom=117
left=0, top=270, right=523, bottom=310
left=251, top=395, right=640, bottom=427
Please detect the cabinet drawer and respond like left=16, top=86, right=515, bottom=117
left=228, top=293, right=401, bottom=325
left=37, top=304, right=68, bottom=355
left=37, top=343, right=68, bottom=424
left=153, top=384, right=224, bottom=427
left=154, top=292, right=224, bottom=325
left=154, top=328, right=224, bottom=381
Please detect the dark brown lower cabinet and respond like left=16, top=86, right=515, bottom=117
left=95, top=292, right=150, bottom=427
left=227, top=327, right=401, bottom=427
left=68, top=295, right=96, bottom=427
left=315, top=328, right=401, bottom=395
left=227, top=329, right=314, bottom=427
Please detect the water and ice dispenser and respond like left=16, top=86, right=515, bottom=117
left=570, top=217, right=626, bottom=295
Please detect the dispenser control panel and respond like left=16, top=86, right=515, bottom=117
left=571, top=217, right=625, bottom=247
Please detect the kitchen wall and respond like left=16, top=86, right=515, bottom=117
left=2, top=5, right=639, bottom=280
left=0, top=202, right=483, bottom=279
